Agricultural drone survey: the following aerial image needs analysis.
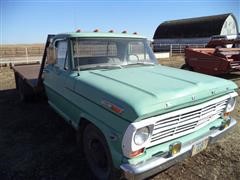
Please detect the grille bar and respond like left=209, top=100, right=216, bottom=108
left=148, top=98, right=229, bottom=147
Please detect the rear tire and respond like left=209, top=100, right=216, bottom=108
left=17, top=76, right=32, bottom=101
left=82, top=124, right=123, bottom=180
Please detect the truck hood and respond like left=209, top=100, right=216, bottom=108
left=74, top=65, right=237, bottom=122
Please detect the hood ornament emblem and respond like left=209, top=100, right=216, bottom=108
left=192, top=95, right=196, bottom=101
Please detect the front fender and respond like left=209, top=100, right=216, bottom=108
left=80, top=112, right=128, bottom=168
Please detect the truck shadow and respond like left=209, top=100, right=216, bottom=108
left=0, top=89, right=94, bottom=180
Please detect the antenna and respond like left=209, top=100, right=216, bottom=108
left=76, top=40, right=80, bottom=76
left=73, top=7, right=77, bottom=30
left=77, top=66, right=80, bottom=76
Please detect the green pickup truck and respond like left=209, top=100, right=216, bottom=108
left=13, top=32, right=238, bottom=179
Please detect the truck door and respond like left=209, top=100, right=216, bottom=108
left=44, top=39, right=76, bottom=122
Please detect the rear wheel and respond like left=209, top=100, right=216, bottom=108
left=17, top=76, right=32, bottom=101
left=82, top=124, right=123, bottom=180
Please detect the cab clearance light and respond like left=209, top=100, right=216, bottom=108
left=169, top=142, right=182, bottom=156
left=129, top=148, right=144, bottom=158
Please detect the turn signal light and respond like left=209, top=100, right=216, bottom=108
left=223, top=112, right=230, bottom=120
left=129, top=148, right=144, bottom=158
left=101, top=100, right=124, bottom=114
left=169, top=142, right=181, bottom=156
left=111, top=104, right=123, bottom=114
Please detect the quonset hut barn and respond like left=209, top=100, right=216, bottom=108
left=153, top=13, right=239, bottom=53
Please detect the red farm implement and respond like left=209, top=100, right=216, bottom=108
left=182, top=38, right=240, bottom=75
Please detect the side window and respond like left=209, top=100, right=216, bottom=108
left=128, top=41, right=150, bottom=62
left=55, top=40, right=68, bottom=69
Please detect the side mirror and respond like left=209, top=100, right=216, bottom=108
left=47, top=45, right=57, bottom=64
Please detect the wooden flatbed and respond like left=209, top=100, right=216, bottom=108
left=12, top=35, right=54, bottom=100
left=13, top=64, right=41, bottom=88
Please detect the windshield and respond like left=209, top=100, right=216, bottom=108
left=72, top=38, right=158, bottom=70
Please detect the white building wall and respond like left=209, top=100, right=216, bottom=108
left=221, top=15, right=238, bottom=35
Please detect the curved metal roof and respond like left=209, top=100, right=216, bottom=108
left=153, top=13, right=238, bottom=39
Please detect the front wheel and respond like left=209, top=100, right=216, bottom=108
left=83, top=124, right=123, bottom=180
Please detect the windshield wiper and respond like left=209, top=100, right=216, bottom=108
left=81, top=64, right=123, bottom=70
left=125, top=62, right=156, bottom=66
left=97, top=64, right=123, bottom=69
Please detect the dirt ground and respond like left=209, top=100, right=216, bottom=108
left=0, top=58, right=239, bottom=180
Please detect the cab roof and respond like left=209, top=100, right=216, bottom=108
left=53, top=32, right=145, bottom=40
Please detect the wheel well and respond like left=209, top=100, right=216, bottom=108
left=78, top=117, right=89, bottom=133
left=77, top=118, right=109, bottom=149
left=77, top=118, right=106, bottom=146
left=77, top=118, right=123, bottom=171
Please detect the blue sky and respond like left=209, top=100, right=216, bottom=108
left=1, top=0, right=239, bottom=44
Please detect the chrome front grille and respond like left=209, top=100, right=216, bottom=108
left=149, top=98, right=229, bottom=147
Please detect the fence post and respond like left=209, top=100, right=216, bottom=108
left=25, top=47, right=29, bottom=64
left=170, top=44, right=172, bottom=57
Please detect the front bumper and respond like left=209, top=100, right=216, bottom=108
left=120, top=117, right=237, bottom=180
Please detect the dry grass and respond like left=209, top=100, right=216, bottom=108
left=0, top=67, right=16, bottom=90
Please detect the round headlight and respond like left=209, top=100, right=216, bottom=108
left=226, top=97, right=236, bottom=112
left=134, top=127, right=150, bottom=145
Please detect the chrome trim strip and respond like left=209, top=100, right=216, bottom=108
left=150, top=99, right=227, bottom=146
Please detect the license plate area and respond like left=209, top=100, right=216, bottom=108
left=191, top=138, right=209, bottom=156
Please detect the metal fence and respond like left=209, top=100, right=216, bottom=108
left=0, top=43, right=207, bottom=66
left=0, top=46, right=44, bottom=66
left=153, top=44, right=206, bottom=56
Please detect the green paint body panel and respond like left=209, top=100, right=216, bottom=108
left=43, top=33, right=238, bottom=170
left=73, top=65, right=237, bottom=121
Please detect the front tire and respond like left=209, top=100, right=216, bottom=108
left=82, top=124, right=123, bottom=180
